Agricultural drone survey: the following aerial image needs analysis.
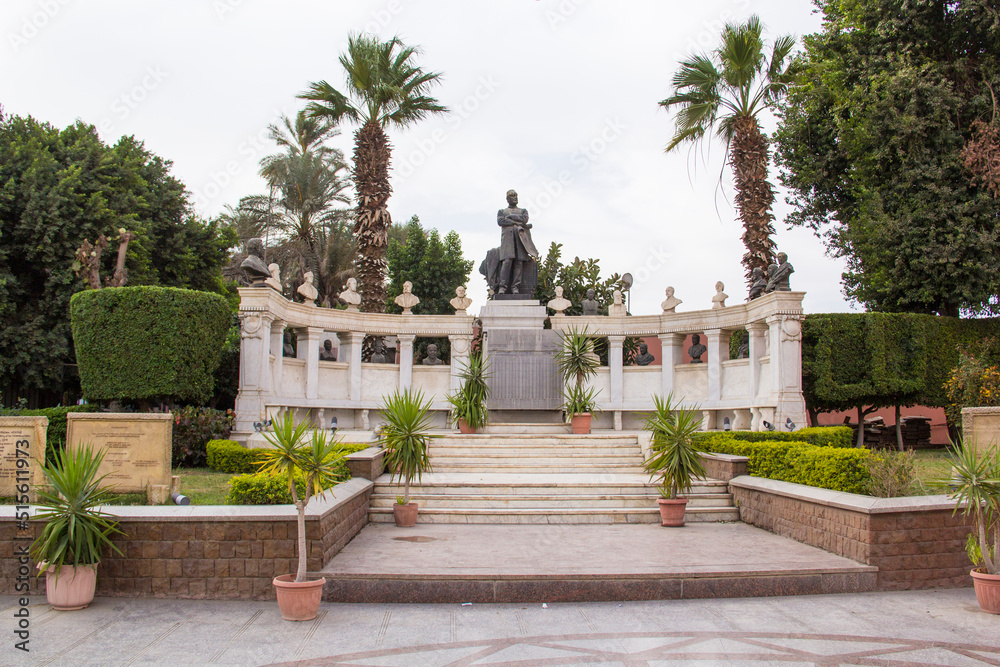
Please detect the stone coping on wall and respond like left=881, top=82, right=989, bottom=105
left=728, top=476, right=959, bottom=514
left=12, top=477, right=373, bottom=522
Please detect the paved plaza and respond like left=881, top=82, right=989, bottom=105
left=4, top=588, right=998, bottom=666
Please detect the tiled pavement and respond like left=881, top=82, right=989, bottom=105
left=4, top=588, right=998, bottom=666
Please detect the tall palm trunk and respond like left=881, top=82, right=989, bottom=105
left=352, top=120, right=393, bottom=316
left=731, top=115, right=777, bottom=288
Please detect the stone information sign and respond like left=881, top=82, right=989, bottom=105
left=962, top=407, right=1000, bottom=455
left=0, top=416, right=47, bottom=498
left=66, top=413, right=172, bottom=503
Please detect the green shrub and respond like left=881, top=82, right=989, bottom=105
left=172, top=406, right=234, bottom=468
left=226, top=471, right=308, bottom=505
left=0, top=405, right=90, bottom=454
left=692, top=426, right=852, bottom=449
left=206, top=440, right=268, bottom=473
left=698, top=434, right=873, bottom=493
left=70, top=286, right=231, bottom=403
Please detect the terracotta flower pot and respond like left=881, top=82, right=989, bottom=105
left=458, top=419, right=476, bottom=434
left=570, top=413, right=593, bottom=434
left=393, top=501, right=419, bottom=527
left=971, top=568, right=1000, bottom=614
left=657, top=498, right=688, bottom=527
left=273, top=574, right=326, bottom=621
left=42, top=563, right=98, bottom=611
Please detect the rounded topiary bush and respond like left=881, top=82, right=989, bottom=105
left=70, top=286, right=231, bottom=403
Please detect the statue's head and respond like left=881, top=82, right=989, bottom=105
left=426, top=344, right=438, bottom=358
left=777, top=252, right=788, bottom=263
left=268, top=263, right=280, bottom=277
left=613, top=290, right=622, bottom=305
left=323, top=339, right=333, bottom=350
left=586, top=288, right=596, bottom=299
left=347, top=277, right=357, bottom=290
left=403, top=281, right=413, bottom=294
left=639, top=342, right=648, bottom=354
left=555, top=286, right=564, bottom=298
left=665, top=286, right=674, bottom=298
left=691, top=334, right=701, bottom=344
left=303, top=271, right=313, bottom=283
left=247, top=238, right=264, bottom=257
left=506, top=189, right=518, bottom=206
left=716, top=281, right=724, bottom=292
left=752, top=267, right=763, bottom=278
left=456, top=286, right=466, bottom=297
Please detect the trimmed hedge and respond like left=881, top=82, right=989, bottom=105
left=226, top=471, right=308, bottom=505
left=0, top=405, right=90, bottom=453
left=698, top=434, right=872, bottom=494
left=70, top=286, right=231, bottom=403
left=693, top=427, right=852, bottom=449
left=802, top=312, right=1000, bottom=416
left=210, top=440, right=372, bottom=480
left=207, top=439, right=268, bottom=474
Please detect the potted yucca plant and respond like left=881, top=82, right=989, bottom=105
left=379, top=388, right=437, bottom=526
left=556, top=327, right=601, bottom=433
left=446, top=353, right=491, bottom=434
left=934, top=438, right=1000, bottom=613
left=33, top=444, right=123, bottom=610
left=258, top=412, right=347, bottom=621
left=642, top=394, right=706, bottom=527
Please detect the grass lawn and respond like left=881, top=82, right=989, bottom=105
left=174, top=468, right=235, bottom=505
left=910, top=447, right=954, bottom=495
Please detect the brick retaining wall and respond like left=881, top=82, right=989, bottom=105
left=730, top=477, right=974, bottom=590
left=1, top=477, right=372, bottom=601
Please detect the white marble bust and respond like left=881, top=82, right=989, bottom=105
left=712, top=281, right=728, bottom=309
left=661, top=286, right=682, bottom=313
left=339, top=277, right=361, bottom=311
left=394, top=281, right=420, bottom=314
left=547, top=286, right=572, bottom=316
left=449, top=286, right=472, bottom=315
left=296, top=271, right=318, bottom=306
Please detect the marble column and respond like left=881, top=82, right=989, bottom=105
left=658, top=333, right=684, bottom=398
left=767, top=314, right=807, bottom=430
left=746, top=322, right=768, bottom=407
left=704, top=329, right=731, bottom=403
left=338, top=332, right=365, bottom=401
left=448, top=334, right=473, bottom=394
left=398, top=334, right=415, bottom=391
left=234, top=311, right=274, bottom=433
left=269, top=320, right=285, bottom=396
left=608, top=335, right=625, bottom=407
left=302, top=327, right=323, bottom=400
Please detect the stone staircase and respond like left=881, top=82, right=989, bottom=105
left=369, top=427, right=738, bottom=524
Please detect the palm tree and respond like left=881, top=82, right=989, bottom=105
left=299, top=34, right=447, bottom=315
left=224, top=110, right=354, bottom=304
left=660, top=16, right=794, bottom=288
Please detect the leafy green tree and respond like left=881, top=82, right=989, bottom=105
left=660, top=16, right=795, bottom=288
left=0, top=114, right=235, bottom=406
left=774, top=0, right=1000, bottom=317
left=300, top=34, right=447, bottom=315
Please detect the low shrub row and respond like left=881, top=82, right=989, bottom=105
left=215, top=440, right=372, bottom=505
left=692, top=426, right=853, bottom=449
left=697, top=432, right=871, bottom=494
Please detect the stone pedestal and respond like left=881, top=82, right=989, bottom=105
left=0, top=416, right=47, bottom=501
left=481, top=300, right=562, bottom=412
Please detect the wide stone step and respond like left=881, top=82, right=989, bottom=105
left=371, top=473, right=729, bottom=495
left=429, top=464, right=647, bottom=474
left=368, top=506, right=739, bottom=524
left=428, top=455, right=643, bottom=466
left=479, top=423, right=573, bottom=434
left=427, top=444, right=644, bottom=455
left=431, top=434, right=641, bottom=446
left=370, top=493, right=734, bottom=509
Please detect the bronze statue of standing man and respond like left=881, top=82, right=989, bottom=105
left=496, top=189, right=537, bottom=294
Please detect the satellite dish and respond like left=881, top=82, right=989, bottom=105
left=621, top=272, right=633, bottom=291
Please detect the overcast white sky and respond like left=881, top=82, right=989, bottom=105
left=2, top=0, right=855, bottom=316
